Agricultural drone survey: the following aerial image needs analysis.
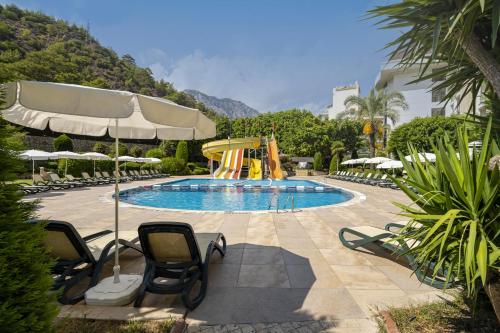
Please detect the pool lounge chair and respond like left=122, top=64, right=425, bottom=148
left=34, top=220, right=141, bottom=304
left=102, top=171, right=128, bottom=183
left=18, top=182, right=50, bottom=194
left=82, top=171, right=110, bottom=185
left=48, top=172, right=85, bottom=187
left=115, top=170, right=133, bottom=182
left=67, top=174, right=99, bottom=186
left=134, top=222, right=227, bottom=309
left=33, top=174, right=71, bottom=190
left=339, top=223, right=451, bottom=289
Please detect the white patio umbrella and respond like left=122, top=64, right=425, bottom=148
left=376, top=160, right=404, bottom=169
left=52, top=151, right=86, bottom=176
left=405, top=152, right=436, bottom=163
left=353, top=158, right=369, bottom=164
left=147, top=157, right=161, bottom=164
left=117, top=155, right=136, bottom=161
left=81, top=152, right=111, bottom=176
left=1, top=81, right=216, bottom=302
left=365, top=157, right=391, bottom=164
left=18, top=149, right=58, bottom=180
left=341, top=159, right=353, bottom=165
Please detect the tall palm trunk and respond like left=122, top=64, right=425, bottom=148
left=383, top=115, right=388, bottom=149
left=369, top=132, right=376, bottom=157
left=460, top=31, right=500, bottom=98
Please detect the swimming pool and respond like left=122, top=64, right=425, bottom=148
left=118, top=178, right=354, bottom=212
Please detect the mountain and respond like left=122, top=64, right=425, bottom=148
left=0, top=4, right=219, bottom=120
left=185, top=89, right=260, bottom=119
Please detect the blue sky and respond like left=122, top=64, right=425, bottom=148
left=4, top=1, right=398, bottom=113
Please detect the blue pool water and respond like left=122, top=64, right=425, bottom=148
left=119, top=178, right=353, bottom=211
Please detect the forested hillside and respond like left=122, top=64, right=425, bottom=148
left=0, top=4, right=218, bottom=119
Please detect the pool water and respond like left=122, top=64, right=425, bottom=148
left=119, top=178, right=354, bottom=212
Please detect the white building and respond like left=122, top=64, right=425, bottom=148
left=325, top=82, right=360, bottom=120
left=374, top=60, right=454, bottom=124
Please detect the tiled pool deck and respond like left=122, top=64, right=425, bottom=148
left=32, top=175, right=453, bottom=332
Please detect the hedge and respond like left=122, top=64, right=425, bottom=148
left=313, top=152, right=323, bottom=171
left=161, top=157, right=189, bottom=175
left=388, top=117, right=462, bottom=156
left=175, top=141, right=189, bottom=163
left=53, top=134, right=73, bottom=151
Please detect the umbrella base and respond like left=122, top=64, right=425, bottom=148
left=85, top=274, right=142, bottom=306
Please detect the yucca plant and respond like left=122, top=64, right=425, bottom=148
left=392, top=120, right=499, bottom=302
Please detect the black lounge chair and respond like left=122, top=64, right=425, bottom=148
left=33, top=174, right=71, bottom=189
left=134, top=222, right=226, bottom=309
left=18, top=182, right=50, bottom=194
left=115, top=170, right=133, bottom=182
left=35, top=220, right=141, bottom=304
left=67, top=174, right=99, bottom=186
left=82, top=171, right=109, bottom=185
left=48, top=172, right=85, bottom=187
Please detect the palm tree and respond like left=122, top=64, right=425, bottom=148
left=330, top=140, right=345, bottom=171
left=339, top=89, right=407, bottom=157
left=368, top=0, right=500, bottom=116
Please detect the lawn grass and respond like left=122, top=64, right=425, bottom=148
left=53, top=317, right=176, bottom=333
left=381, top=292, right=499, bottom=333
left=9, top=178, right=33, bottom=185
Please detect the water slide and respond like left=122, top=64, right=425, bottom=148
left=202, top=138, right=262, bottom=180
left=267, top=136, right=284, bottom=180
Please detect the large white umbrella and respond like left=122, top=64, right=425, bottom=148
left=52, top=151, right=86, bottom=176
left=117, top=155, right=136, bottom=162
left=405, top=152, right=436, bottom=163
left=146, top=157, right=161, bottom=164
left=376, top=160, right=404, bottom=169
left=18, top=149, right=58, bottom=180
left=365, top=157, right=391, bottom=164
left=1, top=81, right=216, bottom=301
left=81, top=152, right=112, bottom=176
left=354, top=158, right=369, bottom=164
left=341, top=159, right=353, bottom=165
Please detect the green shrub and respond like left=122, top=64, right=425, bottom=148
left=109, top=142, right=128, bottom=157
left=0, top=118, right=58, bottom=331
left=313, top=152, right=323, bottom=171
left=145, top=147, right=163, bottom=159
left=329, top=156, right=339, bottom=173
left=129, top=145, right=143, bottom=157
left=186, top=162, right=197, bottom=172
left=394, top=120, right=499, bottom=298
left=159, top=140, right=176, bottom=156
left=388, top=117, right=462, bottom=156
left=92, top=142, right=108, bottom=154
left=175, top=141, right=189, bottom=163
left=192, top=167, right=210, bottom=175
left=96, top=160, right=115, bottom=173
left=119, top=162, right=140, bottom=171
left=57, top=159, right=93, bottom=177
left=161, top=157, right=189, bottom=175
left=53, top=133, right=73, bottom=151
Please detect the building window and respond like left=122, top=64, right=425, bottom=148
left=432, top=68, right=445, bottom=82
left=431, top=108, right=445, bottom=117
left=432, top=88, right=446, bottom=103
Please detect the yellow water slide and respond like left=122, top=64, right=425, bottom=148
left=202, top=138, right=262, bottom=180
left=267, top=136, right=284, bottom=180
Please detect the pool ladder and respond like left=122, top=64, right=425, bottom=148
left=268, top=192, right=295, bottom=213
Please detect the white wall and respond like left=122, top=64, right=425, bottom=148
left=328, top=83, right=359, bottom=120
left=384, top=68, right=452, bottom=125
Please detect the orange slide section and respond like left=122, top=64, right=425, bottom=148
left=267, top=137, right=283, bottom=180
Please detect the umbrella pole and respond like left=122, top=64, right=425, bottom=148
left=65, top=159, right=68, bottom=177
left=113, top=119, right=121, bottom=284
left=94, top=160, right=96, bottom=177
left=32, top=160, right=35, bottom=182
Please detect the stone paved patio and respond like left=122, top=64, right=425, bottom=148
left=31, top=175, right=452, bottom=332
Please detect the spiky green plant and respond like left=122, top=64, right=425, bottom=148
left=393, top=120, right=499, bottom=297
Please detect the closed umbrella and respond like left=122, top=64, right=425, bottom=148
left=1, top=81, right=216, bottom=304
left=52, top=151, right=85, bottom=176
left=18, top=149, right=58, bottom=180
left=81, top=152, right=111, bottom=177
